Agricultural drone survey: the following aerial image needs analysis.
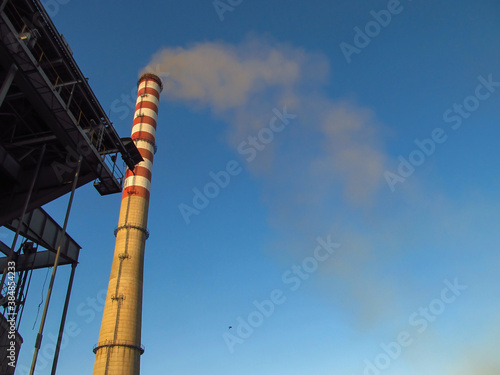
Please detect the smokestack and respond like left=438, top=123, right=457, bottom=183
left=93, top=74, right=162, bottom=375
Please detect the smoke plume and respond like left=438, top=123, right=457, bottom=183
left=142, top=35, right=500, bottom=375
left=142, top=36, right=387, bottom=204
left=141, top=36, right=395, bottom=322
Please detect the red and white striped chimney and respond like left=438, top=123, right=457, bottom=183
left=93, top=73, right=162, bottom=375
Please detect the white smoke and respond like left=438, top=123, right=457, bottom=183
left=141, top=35, right=500, bottom=375
left=142, top=36, right=387, bottom=206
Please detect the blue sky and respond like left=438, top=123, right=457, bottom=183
left=3, top=0, right=500, bottom=374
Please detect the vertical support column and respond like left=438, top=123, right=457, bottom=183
left=93, top=74, right=162, bottom=375
left=30, top=155, right=82, bottom=375
left=51, top=262, right=77, bottom=375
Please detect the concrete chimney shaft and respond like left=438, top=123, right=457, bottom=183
left=93, top=74, right=162, bottom=375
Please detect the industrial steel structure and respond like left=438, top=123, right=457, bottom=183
left=0, top=0, right=144, bottom=373
left=93, top=73, right=162, bottom=375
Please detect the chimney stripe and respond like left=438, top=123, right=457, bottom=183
left=136, top=94, right=159, bottom=108
left=135, top=101, right=158, bottom=113
left=135, top=157, right=153, bottom=172
left=135, top=140, right=155, bottom=154
left=137, top=87, right=160, bottom=100
left=132, top=132, right=156, bottom=144
left=123, top=175, right=151, bottom=191
left=125, top=166, right=152, bottom=181
left=133, top=115, right=157, bottom=128
left=138, top=80, right=162, bottom=91
left=132, top=122, right=156, bottom=135
left=134, top=108, right=158, bottom=121
left=122, top=186, right=150, bottom=200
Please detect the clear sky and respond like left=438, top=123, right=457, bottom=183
left=4, top=0, right=500, bottom=374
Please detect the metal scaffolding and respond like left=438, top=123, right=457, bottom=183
left=0, top=0, right=143, bottom=373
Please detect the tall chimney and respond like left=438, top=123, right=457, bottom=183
left=93, top=74, right=162, bottom=375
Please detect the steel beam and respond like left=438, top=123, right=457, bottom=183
left=0, top=63, right=17, bottom=108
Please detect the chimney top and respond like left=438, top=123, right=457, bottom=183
left=138, top=73, right=163, bottom=92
